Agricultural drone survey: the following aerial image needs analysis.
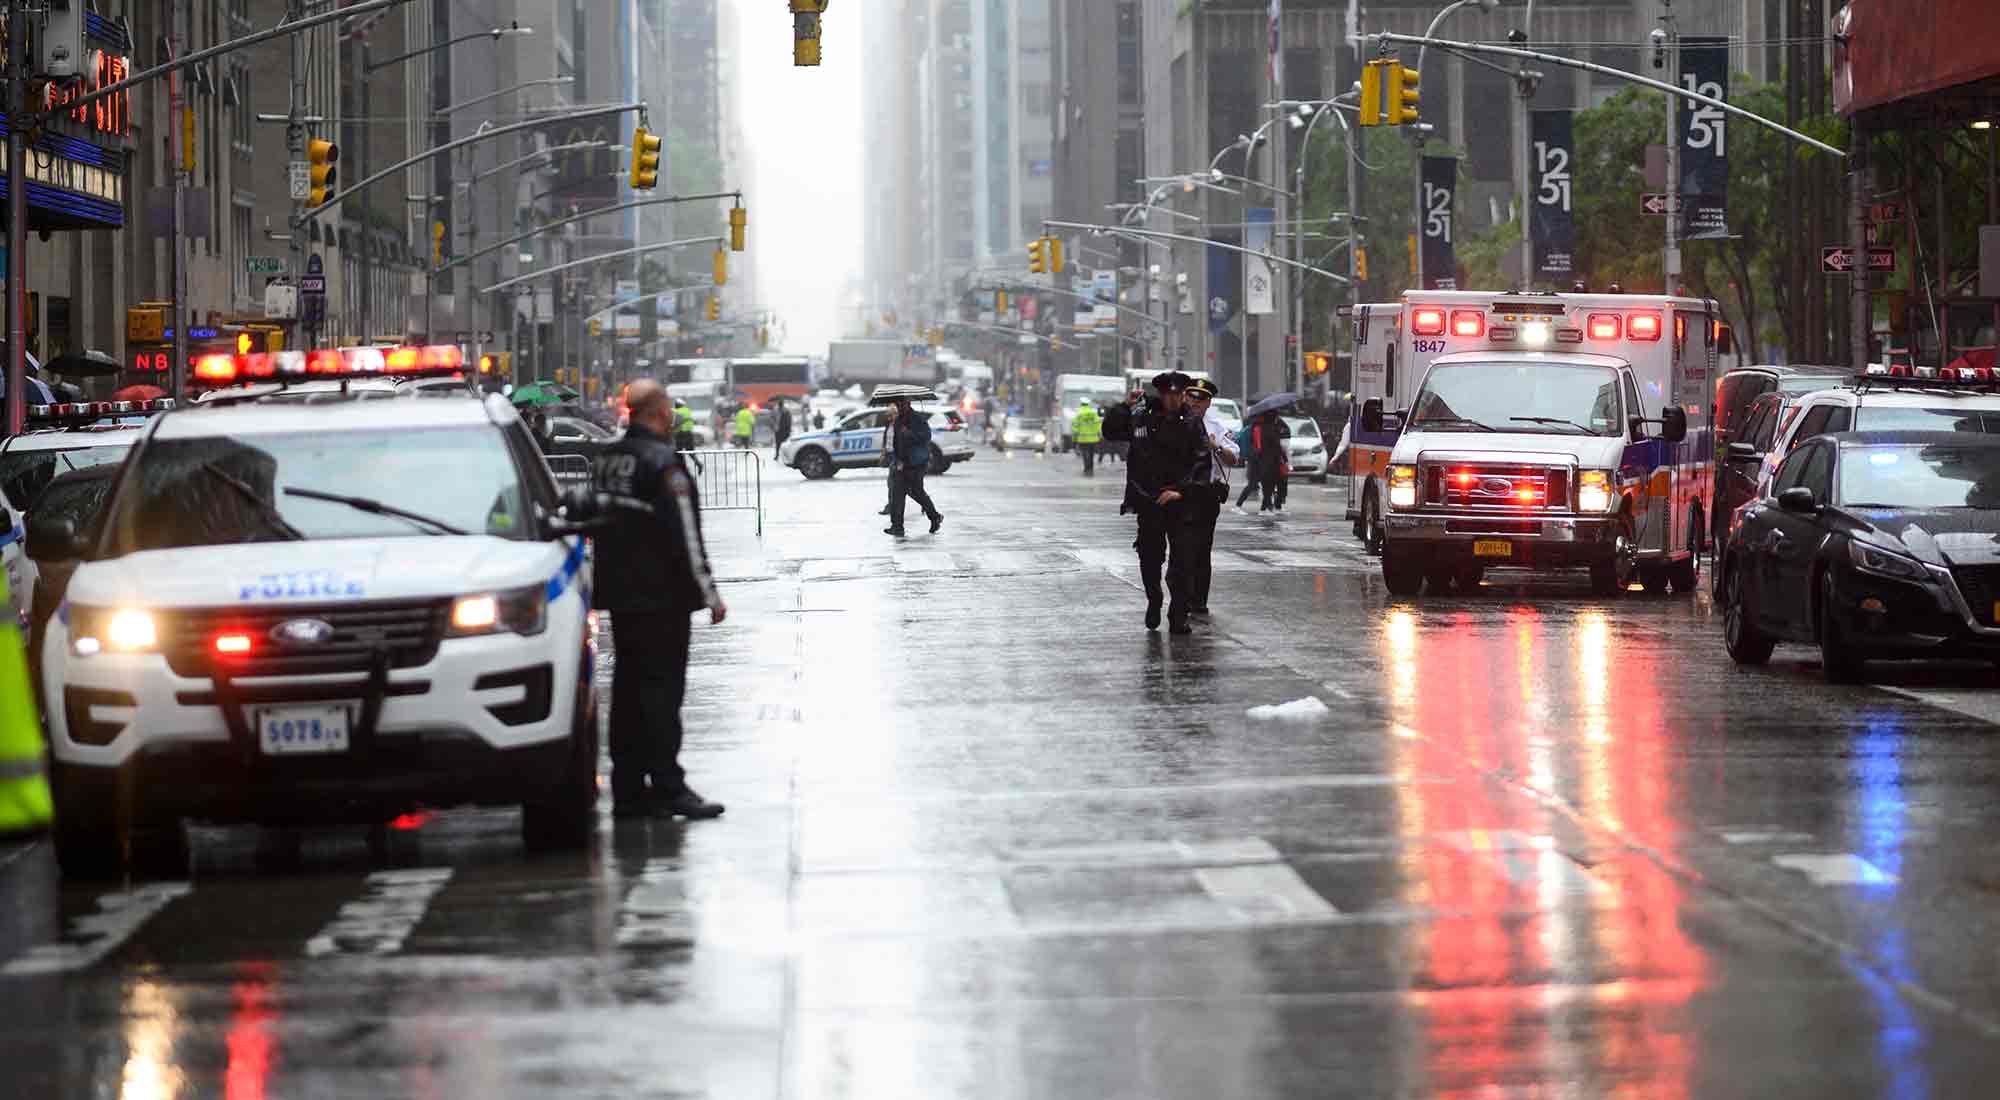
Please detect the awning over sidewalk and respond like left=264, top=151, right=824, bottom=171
left=1836, top=0, right=2000, bottom=121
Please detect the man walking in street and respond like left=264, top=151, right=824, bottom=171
left=885, top=397, right=944, bottom=537
left=772, top=399, right=793, bottom=461
left=1072, top=400, right=1102, bottom=477
left=1184, top=378, right=1239, bottom=616
left=591, top=379, right=729, bottom=821
left=1248, top=411, right=1291, bottom=513
left=1116, top=372, right=1208, bottom=634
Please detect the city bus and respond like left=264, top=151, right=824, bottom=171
left=728, top=355, right=817, bottom=408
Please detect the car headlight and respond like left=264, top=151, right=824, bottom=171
left=1308, top=444, right=1325, bottom=455
left=70, top=606, right=157, bottom=656
left=1848, top=539, right=1930, bottom=583
left=1577, top=469, right=1615, bottom=514
left=1388, top=465, right=1419, bottom=509
left=447, top=583, right=549, bottom=638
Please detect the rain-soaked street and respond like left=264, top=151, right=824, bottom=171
left=8, top=450, right=2000, bottom=1098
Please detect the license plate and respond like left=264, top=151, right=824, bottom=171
left=258, top=706, right=351, bottom=756
left=1473, top=539, right=1514, bottom=559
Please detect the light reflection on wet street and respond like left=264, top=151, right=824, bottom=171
left=7, top=451, right=2000, bottom=1096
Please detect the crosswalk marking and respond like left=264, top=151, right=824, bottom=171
left=1773, top=853, right=1897, bottom=886
left=304, top=868, right=452, bottom=957
left=1194, top=863, right=1340, bottom=922
left=2, top=883, right=191, bottom=976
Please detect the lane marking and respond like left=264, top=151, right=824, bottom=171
left=1876, top=685, right=2000, bottom=726
left=304, top=868, right=452, bottom=958
left=998, top=837, right=1281, bottom=869
left=1773, top=853, right=1898, bottom=887
left=2, top=883, right=191, bottom=976
left=1194, top=863, right=1339, bottom=922
left=799, top=772, right=1445, bottom=807
left=1719, top=829, right=1817, bottom=846
left=892, top=551, right=956, bottom=574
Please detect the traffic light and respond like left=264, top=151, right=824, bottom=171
left=629, top=126, right=662, bottom=190
left=432, top=220, right=446, bottom=266
left=713, top=248, right=729, bottom=287
left=236, top=332, right=255, bottom=356
left=996, top=290, right=1009, bottom=313
left=1028, top=237, right=1047, bottom=274
left=306, top=138, right=338, bottom=207
left=1304, top=351, right=1331, bottom=377
left=1359, top=60, right=1386, bottom=127
left=1386, top=62, right=1421, bottom=126
left=1050, top=238, right=1065, bottom=274
left=706, top=295, right=721, bottom=322
left=730, top=206, right=747, bottom=252
left=478, top=351, right=512, bottom=378
left=791, top=0, right=828, bottom=66
left=1355, top=245, right=1369, bottom=282
left=588, top=318, right=602, bottom=337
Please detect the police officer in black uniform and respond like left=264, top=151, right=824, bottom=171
left=1115, top=371, right=1210, bottom=634
left=591, top=379, right=729, bottom=820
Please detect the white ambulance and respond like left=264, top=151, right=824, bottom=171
left=1353, top=290, right=1728, bottom=596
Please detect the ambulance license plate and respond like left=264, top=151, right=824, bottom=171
left=1473, top=539, right=1514, bottom=559
left=258, top=706, right=351, bottom=756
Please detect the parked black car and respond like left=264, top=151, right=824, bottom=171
left=1719, top=430, right=2000, bottom=682
left=22, top=463, right=119, bottom=696
left=1711, top=365, right=1847, bottom=453
left=1711, top=376, right=1846, bottom=548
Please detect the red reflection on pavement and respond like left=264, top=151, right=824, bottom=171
left=225, top=961, right=276, bottom=1100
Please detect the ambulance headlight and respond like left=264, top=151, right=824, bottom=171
left=1578, top=469, right=1615, bottom=514
left=448, top=584, right=548, bottom=638
left=1388, top=465, right=1419, bottom=510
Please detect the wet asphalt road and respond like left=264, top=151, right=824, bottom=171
left=6, top=444, right=2000, bottom=1097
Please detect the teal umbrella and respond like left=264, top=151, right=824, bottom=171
left=510, top=380, right=580, bottom=407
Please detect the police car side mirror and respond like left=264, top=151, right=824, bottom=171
left=25, top=517, right=82, bottom=562
left=1361, top=398, right=1385, bottom=434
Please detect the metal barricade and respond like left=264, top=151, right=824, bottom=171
left=544, top=453, right=593, bottom=495
left=681, top=449, right=764, bottom=536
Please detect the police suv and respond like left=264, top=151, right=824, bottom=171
left=31, top=348, right=598, bottom=876
left=779, top=404, right=974, bottom=479
left=1352, top=291, right=1727, bottom=597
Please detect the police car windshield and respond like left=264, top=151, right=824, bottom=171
left=1840, top=444, right=2000, bottom=510
left=0, top=445, right=130, bottom=511
left=102, top=427, right=531, bottom=554
left=1410, top=361, right=1623, bottom=436
left=1855, top=406, right=2000, bottom=434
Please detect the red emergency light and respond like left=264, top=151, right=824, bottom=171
left=1450, top=310, right=1485, bottom=338
left=1587, top=314, right=1622, bottom=340
left=1627, top=311, right=1662, bottom=341
left=193, top=353, right=238, bottom=383
left=306, top=349, right=344, bottom=375
left=1411, top=307, right=1447, bottom=336
left=212, top=632, right=255, bottom=656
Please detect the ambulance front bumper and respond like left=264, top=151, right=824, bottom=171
left=1385, top=513, right=1624, bottom=565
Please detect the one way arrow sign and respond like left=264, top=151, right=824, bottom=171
left=1821, top=246, right=1896, bottom=274
left=1640, top=193, right=1685, bottom=216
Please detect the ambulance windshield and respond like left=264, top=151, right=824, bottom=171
left=1409, top=361, right=1624, bottom=436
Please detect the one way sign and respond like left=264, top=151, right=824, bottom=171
left=1821, top=246, right=1896, bottom=274
left=1640, top=193, right=1685, bottom=216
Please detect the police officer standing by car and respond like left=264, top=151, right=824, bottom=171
left=1113, top=372, right=1209, bottom=634
left=1184, top=378, right=1239, bottom=616
left=591, top=379, right=729, bottom=821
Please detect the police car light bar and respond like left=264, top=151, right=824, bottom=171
left=24, top=399, right=178, bottom=424
left=189, top=345, right=467, bottom=388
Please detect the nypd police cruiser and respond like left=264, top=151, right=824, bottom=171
left=779, top=404, right=974, bottom=480
left=30, top=348, right=598, bottom=876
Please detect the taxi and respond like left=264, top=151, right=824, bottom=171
left=31, top=347, right=599, bottom=876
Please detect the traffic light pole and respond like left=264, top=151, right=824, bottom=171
left=172, top=0, right=193, bottom=397
left=287, top=0, right=307, bottom=347
left=478, top=236, right=724, bottom=296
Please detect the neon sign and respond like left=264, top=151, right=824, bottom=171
left=42, top=50, right=131, bottom=138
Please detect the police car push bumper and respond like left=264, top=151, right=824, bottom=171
left=43, top=537, right=590, bottom=774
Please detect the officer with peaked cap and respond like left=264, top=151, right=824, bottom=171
left=1183, top=376, right=1239, bottom=615
left=1121, top=371, right=1210, bottom=633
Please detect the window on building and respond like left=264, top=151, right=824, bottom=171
left=227, top=61, right=252, bottom=154
left=231, top=203, right=254, bottom=305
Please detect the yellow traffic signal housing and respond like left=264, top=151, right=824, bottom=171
left=1304, top=351, right=1331, bottom=377
left=432, top=220, right=446, bottom=266
left=1387, top=62, right=1421, bottom=126
left=630, top=126, right=663, bottom=190
left=478, top=351, right=512, bottom=378
left=1355, top=245, right=1369, bottom=281
left=588, top=318, right=602, bottom=337
left=1050, top=238, right=1066, bottom=274
left=306, top=138, right=338, bottom=207
left=126, top=306, right=165, bottom=344
left=996, top=290, right=1009, bottom=313
left=1359, top=60, right=1386, bottom=127
left=791, top=0, right=827, bottom=66
left=1028, top=237, right=1046, bottom=274
left=730, top=206, right=747, bottom=252
left=712, top=248, right=729, bottom=287
left=706, top=295, right=721, bottom=322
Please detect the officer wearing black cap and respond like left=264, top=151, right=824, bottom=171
left=1183, top=376, right=1238, bottom=615
left=1121, top=371, right=1210, bottom=633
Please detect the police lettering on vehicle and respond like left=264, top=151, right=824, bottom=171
left=238, top=570, right=366, bottom=602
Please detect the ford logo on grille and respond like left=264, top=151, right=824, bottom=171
left=270, top=618, right=336, bottom=647
left=1480, top=477, right=1514, bottom=495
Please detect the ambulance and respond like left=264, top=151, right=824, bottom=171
left=1350, top=290, right=1728, bottom=597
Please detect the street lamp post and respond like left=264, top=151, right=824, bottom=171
left=1412, top=0, right=1499, bottom=291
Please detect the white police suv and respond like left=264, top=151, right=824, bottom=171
left=32, top=349, right=598, bottom=876
left=780, top=404, right=974, bottom=480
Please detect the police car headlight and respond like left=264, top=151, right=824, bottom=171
left=448, top=583, right=548, bottom=638
left=69, top=606, right=157, bottom=655
left=1388, top=465, right=1419, bottom=509
left=1578, top=470, right=1615, bottom=514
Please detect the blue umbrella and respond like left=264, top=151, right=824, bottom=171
left=0, top=372, right=55, bottom=406
left=1242, top=391, right=1299, bottom=419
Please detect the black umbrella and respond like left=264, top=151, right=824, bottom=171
left=43, top=349, right=122, bottom=378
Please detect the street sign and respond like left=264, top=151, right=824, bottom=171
left=1640, top=193, right=1685, bottom=216
left=245, top=256, right=287, bottom=275
left=1868, top=202, right=1904, bottom=223
left=1865, top=223, right=1881, bottom=247
left=288, top=162, right=310, bottom=201
left=298, top=275, right=327, bottom=294
left=1820, top=246, right=1896, bottom=274
left=454, top=330, right=496, bottom=344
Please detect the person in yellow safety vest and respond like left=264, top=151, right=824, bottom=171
left=732, top=405, right=756, bottom=448
left=0, top=571, right=53, bottom=837
left=673, top=400, right=698, bottom=451
left=1072, top=400, right=1104, bottom=478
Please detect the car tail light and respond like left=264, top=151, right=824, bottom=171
left=1587, top=314, right=1622, bottom=340
left=1450, top=310, right=1485, bottom=338
left=1627, top=311, right=1662, bottom=341
left=1411, top=307, right=1446, bottom=336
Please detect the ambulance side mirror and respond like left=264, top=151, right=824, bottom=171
left=1361, top=398, right=1385, bottom=434
left=1660, top=406, right=1689, bottom=443
left=25, top=517, right=82, bottom=562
